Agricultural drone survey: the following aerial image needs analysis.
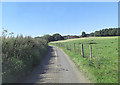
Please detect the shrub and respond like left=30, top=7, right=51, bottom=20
left=2, top=36, right=48, bottom=83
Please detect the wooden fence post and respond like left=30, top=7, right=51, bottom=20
left=78, top=43, right=80, bottom=53
left=74, top=43, right=76, bottom=53
left=81, top=43, right=84, bottom=57
left=89, top=45, right=92, bottom=61
left=66, top=44, right=67, bottom=49
left=66, top=43, right=68, bottom=50
left=70, top=44, right=71, bottom=51
left=67, top=43, right=69, bottom=50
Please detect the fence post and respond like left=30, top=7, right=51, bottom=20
left=66, top=44, right=67, bottom=49
left=78, top=43, right=80, bottom=53
left=70, top=44, right=71, bottom=51
left=89, top=45, right=92, bottom=61
left=74, top=43, right=76, bottom=53
left=81, top=43, right=84, bottom=57
left=66, top=43, right=68, bottom=50
left=67, top=43, right=69, bottom=50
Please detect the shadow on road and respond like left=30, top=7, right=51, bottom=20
left=25, top=46, right=56, bottom=83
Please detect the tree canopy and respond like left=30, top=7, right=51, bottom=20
left=93, top=28, right=119, bottom=36
left=35, top=33, right=64, bottom=42
left=83, top=28, right=119, bottom=37
left=81, top=32, right=87, bottom=37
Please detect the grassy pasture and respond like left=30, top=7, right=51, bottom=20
left=50, top=36, right=118, bottom=83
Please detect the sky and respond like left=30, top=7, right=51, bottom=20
left=2, top=2, right=118, bottom=37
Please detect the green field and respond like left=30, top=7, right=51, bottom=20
left=50, top=36, right=118, bottom=83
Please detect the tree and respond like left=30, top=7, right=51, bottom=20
left=90, top=33, right=94, bottom=36
left=42, top=35, right=51, bottom=43
left=52, top=33, right=64, bottom=41
left=81, top=32, right=87, bottom=37
left=94, top=31, right=101, bottom=36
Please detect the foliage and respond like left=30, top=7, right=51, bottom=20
left=52, top=33, right=64, bottom=41
left=63, top=35, right=80, bottom=39
left=93, top=28, right=119, bottom=37
left=81, top=32, right=87, bottom=37
left=2, top=33, right=48, bottom=83
left=81, top=28, right=119, bottom=37
left=35, top=33, right=64, bottom=42
left=42, top=35, right=52, bottom=43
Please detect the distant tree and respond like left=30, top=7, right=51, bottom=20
left=42, top=35, right=51, bottom=43
left=90, top=33, right=94, bottom=36
left=73, top=35, right=79, bottom=38
left=94, top=31, right=101, bottom=36
left=52, top=33, right=64, bottom=41
left=111, top=28, right=117, bottom=36
left=86, top=34, right=90, bottom=37
left=35, top=36, right=42, bottom=38
left=35, top=35, right=53, bottom=43
left=63, top=35, right=70, bottom=39
left=81, top=32, right=87, bottom=37
left=103, top=29, right=109, bottom=36
left=93, top=28, right=119, bottom=37
left=116, top=28, right=119, bottom=36
left=49, top=36, right=54, bottom=41
left=108, top=28, right=113, bottom=36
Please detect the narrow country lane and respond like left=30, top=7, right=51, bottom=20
left=24, top=46, right=90, bottom=83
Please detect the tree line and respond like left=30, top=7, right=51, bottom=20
left=35, top=28, right=119, bottom=43
left=82, top=28, right=119, bottom=37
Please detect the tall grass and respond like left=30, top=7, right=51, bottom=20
left=2, top=35, right=48, bottom=83
left=50, top=37, right=118, bottom=83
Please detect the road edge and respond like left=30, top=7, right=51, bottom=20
left=55, top=46, right=91, bottom=83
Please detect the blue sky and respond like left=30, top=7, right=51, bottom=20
left=2, top=2, right=118, bottom=37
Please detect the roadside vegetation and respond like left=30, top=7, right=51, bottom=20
left=2, top=29, right=48, bottom=83
left=50, top=37, right=118, bottom=83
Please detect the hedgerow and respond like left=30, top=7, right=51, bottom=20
left=2, top=31, right=48, bottom=83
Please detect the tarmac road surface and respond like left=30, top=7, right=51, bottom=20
left=24, top=46, right=90, bottom=83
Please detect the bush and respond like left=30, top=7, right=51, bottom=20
left=2, top=35, right=48, bottom=83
